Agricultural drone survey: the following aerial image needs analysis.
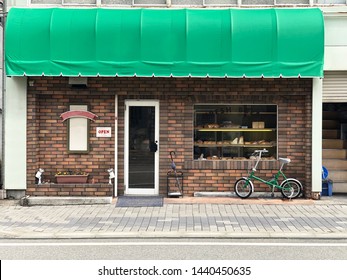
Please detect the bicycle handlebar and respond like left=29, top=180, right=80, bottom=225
left=251, top=149, right=268, bottom=171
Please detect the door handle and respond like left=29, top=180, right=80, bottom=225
left=150, top=141, right=158, bottom=152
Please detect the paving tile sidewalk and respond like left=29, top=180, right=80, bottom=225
left=0, top=196, right=346, bottom=239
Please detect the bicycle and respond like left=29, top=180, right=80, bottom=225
left=234, top=149, right=303, bottom=199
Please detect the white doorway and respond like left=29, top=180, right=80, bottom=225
left=124, top=100, right=160, bottom=195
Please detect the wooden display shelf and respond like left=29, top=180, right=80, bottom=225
left=195, top=128, right=276, bottom=132
left=194, top=144, right=276, bottom=148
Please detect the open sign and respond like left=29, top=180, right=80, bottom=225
left=96, top=127, right=112, bottom=137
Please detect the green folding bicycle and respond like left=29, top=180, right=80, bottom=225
left=234, top=149, right=303, bottom=199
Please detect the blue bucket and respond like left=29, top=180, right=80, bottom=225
left=322, top=166, right=329, bottom=180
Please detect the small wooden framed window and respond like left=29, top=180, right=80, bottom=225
left=68, top=105, right=90, bottom=153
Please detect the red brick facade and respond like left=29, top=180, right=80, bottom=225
left=27, top=77, right=312, bottom=197
left=26, top=184, right=113, bottom=197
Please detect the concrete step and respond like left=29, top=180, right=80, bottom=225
left=21, top=196, right=113, bottom=206
left=331, top=182, right=347, bottom=193
left=323, top=159, right=347, bottom=170
left=323, top=149, right=347, bottom=159
left=322, top=129, right=340, bottom=139
left=322, top=139, right=346, bottom=149
left=323, top=120, right=339, bottom=129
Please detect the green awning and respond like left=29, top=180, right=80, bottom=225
left=5, top=7, right=324, bottom=78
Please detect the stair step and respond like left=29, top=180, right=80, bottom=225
left=329, top=170, right=347, bottom=181
left=322, top=129, right=340, bottom=139
left=323, top=149, right=347, bottom=159
left=323, top=159, right=347, bottom=170
left=323, top=120, right=339, bottom=129
left=330, top=182, right=347, bottom=193
left=323, top=111, right=339, bottom=120
left=322, top=139, right=346, bottom=149
left=322, top=139, right=345, bottom=149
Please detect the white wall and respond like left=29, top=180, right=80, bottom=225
left=0, top=24, right=3, bottom=161
left=3, top=77, right=27, bottom=190
left=323, top=8, right=347, bottom=71
left=2, top=2, right=28, bottom=190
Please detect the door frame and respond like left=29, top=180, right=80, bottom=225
left=124, top=100, right=160, bottom=195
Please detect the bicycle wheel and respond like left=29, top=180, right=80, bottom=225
left=280, top=179, right=302, bottom=199
left=234, top=178, right=253, bottom=199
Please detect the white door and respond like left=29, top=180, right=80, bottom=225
left=124, top=100, right=159, bottom=195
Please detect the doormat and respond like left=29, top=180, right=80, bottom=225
left=116, top=196, right=163, bottom=207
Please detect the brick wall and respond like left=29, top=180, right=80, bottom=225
left=27, top=77, right=116, bottom=196
left=26, top=184, right=113, bottom=197
left=27, top=77, right=312, bottom=197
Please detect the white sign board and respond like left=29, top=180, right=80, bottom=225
left=96, top=127, right=111, bottom=138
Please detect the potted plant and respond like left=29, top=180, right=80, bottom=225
left=55, top=170, right=89, bottom=184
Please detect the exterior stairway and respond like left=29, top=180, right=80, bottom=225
left=322, top=111, right=347, bottom=193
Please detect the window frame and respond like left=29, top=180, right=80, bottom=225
left=193, top=103, right=278, bottom=161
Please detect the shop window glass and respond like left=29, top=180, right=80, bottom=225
left=101, top=0, right=132, bottom=4
left=241, top=0, right=274, bottom=5
left=63, top=0, right=96, bottom=4
left=194, top=105, right=277, bottom=160
left=31, top=0, right=61, bottom=3
left=134, top=0, right=166, bottom=4
left=315, top=0, right=346, bottom=4
left=172, top=0, right=204, bottom=5
left=68, top=105, right=89, bottom=153
left=276, top=0, right=309, bottom=4
left=31, top=0, right=96, bottom=3
left=204, top=0, right=238, bottom=5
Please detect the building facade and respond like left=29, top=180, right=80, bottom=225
left=2, top=0, right=347, bottom=200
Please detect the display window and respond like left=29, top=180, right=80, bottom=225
left=194, top=104, right=277, bottom=160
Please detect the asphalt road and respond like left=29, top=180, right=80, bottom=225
left=1, top=238, right=347, bottom=260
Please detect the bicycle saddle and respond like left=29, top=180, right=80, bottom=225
left=279, top=158, right=291, bottom=164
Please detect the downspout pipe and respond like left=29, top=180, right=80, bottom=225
left=0, top=0, right=6, bottom=188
